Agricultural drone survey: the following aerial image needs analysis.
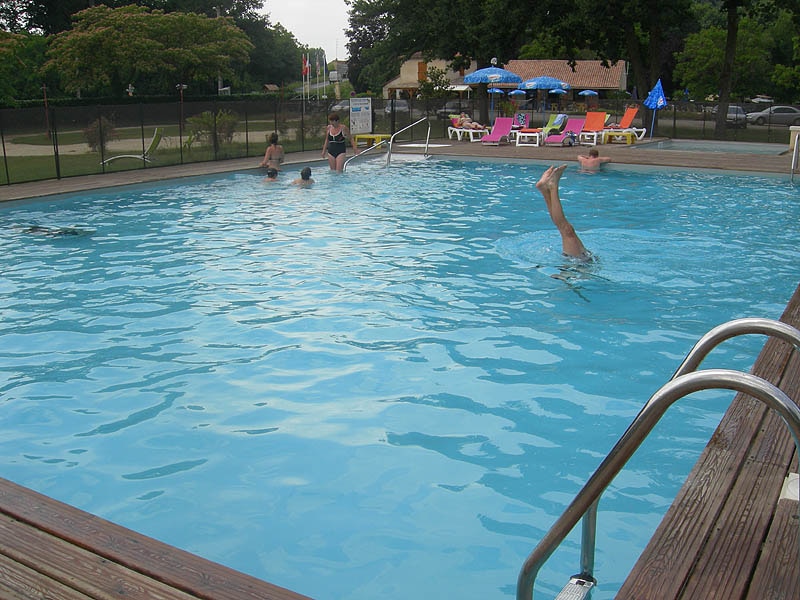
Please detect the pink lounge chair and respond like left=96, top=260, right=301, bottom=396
left=544, top=117, right=586, bottom=146
left=481, top=117, right=515, bottom=145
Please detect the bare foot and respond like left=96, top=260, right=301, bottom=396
left=551, top=164, right=568, bottom=185
left=536, top=166, right=555, bottom=193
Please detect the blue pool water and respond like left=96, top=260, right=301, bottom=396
left=0, top=158, right=797, bottom=599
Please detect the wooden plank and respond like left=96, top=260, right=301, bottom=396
left=614, top=396, right=770, bottom=598
left=0, top=552, right=95, bottom=600
left=746, top=449, right=800, bottom=600
left=0, top=478, right=311, bottom=600
left=678, top=414, right=794, bottom=599
left=617, top=283, right=800, bottom=599
left=0, top=513, right=199, bottom=600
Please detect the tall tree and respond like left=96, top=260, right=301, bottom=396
left=45, top=5, right=253, bottom=96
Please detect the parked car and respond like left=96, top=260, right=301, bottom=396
left=711, top=104, right=747, bottom=128
left=329, top=99, right=350, bottom=113
left=384, top=99, right=410, bottom=113
left=436, top=99, right=472, bottom=119
left=746, top=105, right=800, bottom=126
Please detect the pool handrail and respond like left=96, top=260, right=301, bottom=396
left=791, top=139, right=799, bottom=183
left=343, top=117, right=430, bottom=172
left=517, top=318, right=800, bottom=600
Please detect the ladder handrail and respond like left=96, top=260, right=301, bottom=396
left=342, top=138, right=389, bottom=171
left=343, top=117, right=430, bottom=171
left=791, top=139, right=799, bottom=183
left=517, top=318, right=800, bottom=600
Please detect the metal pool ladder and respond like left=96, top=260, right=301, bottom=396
left=517, top=317, right=800, bottom=600
left=343, top=117, right=431, bottom=171
left=791, top=139, right=799, bottom=183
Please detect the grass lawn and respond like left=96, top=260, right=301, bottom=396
left=0, top=136, right=327, bottom=185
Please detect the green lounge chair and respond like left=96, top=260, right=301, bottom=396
left=102, top=127, right=163, bottom=165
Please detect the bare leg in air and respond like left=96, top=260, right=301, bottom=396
left=536, top=164, right=590, bottom=260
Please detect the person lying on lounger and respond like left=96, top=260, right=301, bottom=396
left=536, top=165, right=593, bottom=261
left=455, top=113, right=486, bottom=130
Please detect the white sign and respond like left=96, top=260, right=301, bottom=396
left=349, top=98, right=373, bottom=135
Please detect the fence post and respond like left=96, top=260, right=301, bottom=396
left=51, top=106, right=61, bottom=180
left=213, top=100, right=219, bottom=160
left=0, top=111, right=9, bottom=185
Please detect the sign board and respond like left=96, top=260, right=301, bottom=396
left=349, top=98, right=373, bottom=135
left=329, top=71, right=339, bottom=82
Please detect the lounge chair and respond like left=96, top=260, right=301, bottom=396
left=447, top=117, right=488, bottom=142
left=542, top=113, right=568, bottom=137
left=481, top=117, right=515, bottom=146
left=514, top=113, right=566, bottom=147
left=544, top=117, right=586, bottom=146
left=579, top=111, right=608, bottom=146
left=512, top=113, right=530, bottom=129
left=602, top=106, right=646, bottom=143
left=102, top=127, right=163, bottom=165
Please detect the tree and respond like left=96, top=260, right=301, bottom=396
left=674, top=18, right=772, bottom=100
left=0, top=30, right=52, bottom=103
left=416, top=65, right=454, bottom=99
left=45, top=5, right=253, bottom=97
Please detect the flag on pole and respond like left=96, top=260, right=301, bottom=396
left=316, top=53, right=321, bottom=77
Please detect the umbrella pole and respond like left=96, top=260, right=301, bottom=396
left=650, top=110, right=656, bottom=139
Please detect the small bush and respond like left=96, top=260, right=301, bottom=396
left=83, top=116, right=117, bottom=152
left=185, top=109, right=239, bottom=148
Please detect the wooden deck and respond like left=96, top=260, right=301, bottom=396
left=618, top=282, right=800, bottom=599
left=0, top=477, right=310, bottom=600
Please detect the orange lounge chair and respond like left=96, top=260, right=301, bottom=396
left=579, top=111, right=608, bottom=146
left=603, top=106, right=646, bottom=142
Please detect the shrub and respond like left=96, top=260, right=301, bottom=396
left=83, top=116, right=117, bottom=152
left=185, top=109, right=239, bottom=148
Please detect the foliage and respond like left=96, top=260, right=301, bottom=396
left=674, top=14, right=787, bottom=100
left=44, top=5, right=254, bottom=97
left=83, top=115, right=117, bottom=152
left=185, top=109, right=239, bottom=147
left=416, top=65, right=453, bottom=99
left=0, top=31, right=55, bottom=104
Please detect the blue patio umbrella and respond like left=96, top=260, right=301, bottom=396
left=643, top=78, right=667, bottom=139
left=464, top=67, right=521, bottom=124
left=578, top=90, right=598, bottom=96
left=518, top=76, right=570, bottom=91
left=549, top=88, right=567, bottom=95
left=464, top=66, right=522, bottom=85
left=508, top=89, right=526, bottom=96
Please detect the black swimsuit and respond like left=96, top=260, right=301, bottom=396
left=327, top=128, right=347, bottom=158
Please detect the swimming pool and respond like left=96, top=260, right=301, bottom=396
left=1, top=158, right=798, bottom=599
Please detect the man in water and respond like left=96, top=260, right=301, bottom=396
left=23, top=225, right=87, bottom=237
left=291, top=166, right=314, bottom=187
left=536, top=165, right=592, bottom=260
left=577, top=148, right=611, bottom=172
